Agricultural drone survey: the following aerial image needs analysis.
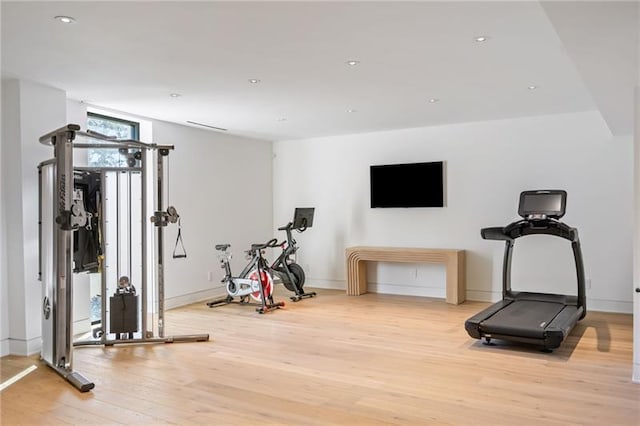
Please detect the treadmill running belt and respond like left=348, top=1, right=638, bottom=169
left=480, top=300, right=565, bottom=339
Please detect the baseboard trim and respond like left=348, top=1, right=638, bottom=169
left=165, top=287, right=224, bottom=309
left=461, top=291, right=632, bottom=314
left=305, top=279, right=345, bottom=290
left=465, top=290, right=500, bottom=302
left=369, top=283, right=445, bottom=299
left=1, top=338, right=9, bottom=357
left=304, top=283, right=633, bottom=314
left=8, top=336, right=41, bottom=356
left=73, top=318, right=91, bottom=335
left=586, top=299, right=633, bottom=314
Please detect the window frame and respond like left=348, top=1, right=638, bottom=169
left=87, top=112, right=140, bottom=140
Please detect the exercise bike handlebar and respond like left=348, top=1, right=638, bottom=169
left=250, top=238, right=280, bottom=251
left=277, top=222, right=293, bottom=231
left=277, top=221, right=309, bottom=232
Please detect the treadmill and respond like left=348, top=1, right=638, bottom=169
left=465, top=190, right=586, bottom=351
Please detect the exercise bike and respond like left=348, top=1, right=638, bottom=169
left=207, top=241, right=285, bottom=314
left=253, top=208, right=316, bottom=302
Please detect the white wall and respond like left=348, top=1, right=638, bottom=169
left=151, top=120, right=273, bottom=307
left=0, top=0, right=5, bottom=358
left=1, top=79, right=67, bottom=356
left=632, top=2, right=640, bottom=384
left=0, top=80, right=18, bottom=356
left=274, top=111, right=633, bottom=313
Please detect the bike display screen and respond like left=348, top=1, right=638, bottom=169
left=293, top=207, right=315, bottom=229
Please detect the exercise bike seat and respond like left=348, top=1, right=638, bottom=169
left=215, top=244, right=230, bottom=251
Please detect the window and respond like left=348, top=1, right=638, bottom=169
left=87, top=112, right=140, bottom=167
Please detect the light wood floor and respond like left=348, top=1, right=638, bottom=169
left=1, top=288, right=638, bottom=425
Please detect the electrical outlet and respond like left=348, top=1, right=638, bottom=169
left=207, top=271, right=213, bottom=282
left=586, top=277, right=592, bottom=289
left=409, top=268, right=418, bottom=280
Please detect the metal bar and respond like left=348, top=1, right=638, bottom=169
left=53, top=129, right=74, bottom=369
left=73, top=141, right=174, bottom=151
left=73, top=143, right=148, bottom=150
left=74, top=132, right=154, bottom=149
left=51, top=365, right=93, bottom=392
left=503, top=241, right=514, bottom=297
left=40, top=125, right=174, bottom=152
left=74, top=333, right=209, bottom=347
left=157, top=151, right=165, bottom=338
left=74, top=166, right=142, bottom=173
left=100, top=171, right=108, bottom=344
left=38, top=167, right=42, bottom=282
left=39, top=124, right=80, bottom=145
left=239, top=255, right=259, bottom=278
left=128, top=173, right=132, bottom=304
left=572, top=239, right=587, bottom=317
left=141, top=149, right=148, bottom=337
left=116, top=171, right=121, bottom=296
left=63, top=136, right=74, bottom=370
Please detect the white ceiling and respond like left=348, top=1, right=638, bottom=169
left=1, top=1, right=637, bottom=141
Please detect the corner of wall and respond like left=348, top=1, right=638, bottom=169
left=1, top=78, right=21, bottom=357
left=8, top=336, right=42, bottom=357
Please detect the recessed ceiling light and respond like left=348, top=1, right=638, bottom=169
left=347, top=109, right=357, bottom=113
left=169, top=93, right=181, bottom=98
left=428, top=98, right=439, bottom=103
left=248, top=79, right=260, bottom=84
left=474, top=36, right=489, bottom=42
left=54, top=16, right=75, bottom=24
left=346, top=60, right=360, bottom=66
left=528, top=85, right=538, bottom=90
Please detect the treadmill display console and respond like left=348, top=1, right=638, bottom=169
left=518, top=190, right=566, bottom=219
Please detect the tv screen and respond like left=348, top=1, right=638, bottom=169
left=370, top=161, right=444, bottom=208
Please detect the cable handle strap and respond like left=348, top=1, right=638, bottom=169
left=173, top=217, right=187, bottom=259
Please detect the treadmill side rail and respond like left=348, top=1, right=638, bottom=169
left=464, top=299, right=513, bottom=339
left=544, top=306, right=584, bottom=349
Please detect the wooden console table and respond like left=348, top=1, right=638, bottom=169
left=345, top=246, right=466, bottom=304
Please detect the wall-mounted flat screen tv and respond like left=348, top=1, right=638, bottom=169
left=370, top=161, right=444, bottom=208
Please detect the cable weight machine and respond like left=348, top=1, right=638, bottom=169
left=38, top=124, right=209, bottom=392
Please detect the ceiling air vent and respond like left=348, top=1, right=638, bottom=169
left=186, top=121, right=227, bottom=132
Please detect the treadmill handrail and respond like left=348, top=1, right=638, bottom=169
left=481, top=226, right=512, bottom=241
left=481, top=216, right=586, bottom=318
left=481, top=218, right=579, bottom=243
